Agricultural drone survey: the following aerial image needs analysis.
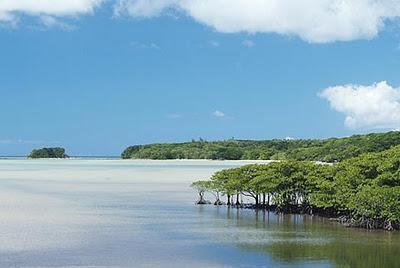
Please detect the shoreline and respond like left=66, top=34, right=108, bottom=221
left=0, top=157, right=274, bottom=163
left=200, top=203, right=400, bottom=231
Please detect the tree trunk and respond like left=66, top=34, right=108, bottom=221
left=263, top=193, right=266, bottom=205
left=214, top=191, right=222, bottom=205
left=227, top=194, right=231, bottom=205
left=197, top=191, right=207, bottom=204
left=236, top=193, right=241, bottom=206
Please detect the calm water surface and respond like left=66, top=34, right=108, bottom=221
left=0, top=159, right=399, bottom=268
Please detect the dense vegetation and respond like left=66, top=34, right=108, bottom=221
left=28, top=147, right=69, bottom=159
left=192, top=145, right=400, bottom=230
left=122, top=131, right=400, bottom=162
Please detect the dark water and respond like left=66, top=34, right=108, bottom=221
left=0, top=159, right=398, bottom=268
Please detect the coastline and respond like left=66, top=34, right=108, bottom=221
left=0, top=157, right=274, bottom=163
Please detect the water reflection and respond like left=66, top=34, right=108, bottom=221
left=195, top=206, right=400, bottom=268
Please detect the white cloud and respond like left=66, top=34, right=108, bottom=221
left=113, top=0, right=400, bottom=43
left=149, top=43, right=160, bottom=49
left=38, top=15, right=74, bottom=31
left=208, top=40, right=220, bottom=47
left=0, top=11, right=15, bottom=22
left=242, top=39, right=255, bottom=48
left=0, top=0, right=102, bottom=24
left=2, top=0, right=400, bottom=42
left=213, top=110, right=225, bottom=118
left=319, top=81, right=400, bottom=129
left=114, top=0, right=176, bottom=18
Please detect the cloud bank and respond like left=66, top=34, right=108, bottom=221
left=113, top=0, right=400, bottom=43
left=0, top=0, right=102, bottom=24
left=1, top=0, right=400, bottom=43
left=320, top=81, right=400, bottom=129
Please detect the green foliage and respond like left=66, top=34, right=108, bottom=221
left=121, top=131, right=400, bottom=162
left=349, top=186, right=400, bottom=221
left=191, top=180, right=213, bottom=192
left=28, top=147, right=68, bottom=159
left=194, top=145, right=400, bottom=229
left=123, top=131, right=400, bottom=229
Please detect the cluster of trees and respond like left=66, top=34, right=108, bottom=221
left=192, top=145, right=400, bottom=230
left=28, top=147, right=69, bottom=159
left=122, top=131, right=400, bottom=162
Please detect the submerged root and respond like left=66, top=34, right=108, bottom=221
left=196, top=198, right=211, bottom=205
left=340, top=216, right=399, bottom=231
left=195, top=200, right=400, bottom=230
left=214, top=199, right=225, bottom=205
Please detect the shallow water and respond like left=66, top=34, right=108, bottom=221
left=0, top=159, right=398, bottom=268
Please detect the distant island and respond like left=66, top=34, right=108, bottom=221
left=28, top=147, right=69, bottom=159
left=122, top=131, right=400, bottom=162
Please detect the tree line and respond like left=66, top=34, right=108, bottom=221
left=122, top=131, right=400, bottom=162
left=192, top=145, right=400, bottom=231
left=28, top=147, right=69, bottom=158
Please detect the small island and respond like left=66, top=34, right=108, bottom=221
left=28, top=147, right=69, bottom=159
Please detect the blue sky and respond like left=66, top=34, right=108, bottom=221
left=1, top=1, right=400, bottom=156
